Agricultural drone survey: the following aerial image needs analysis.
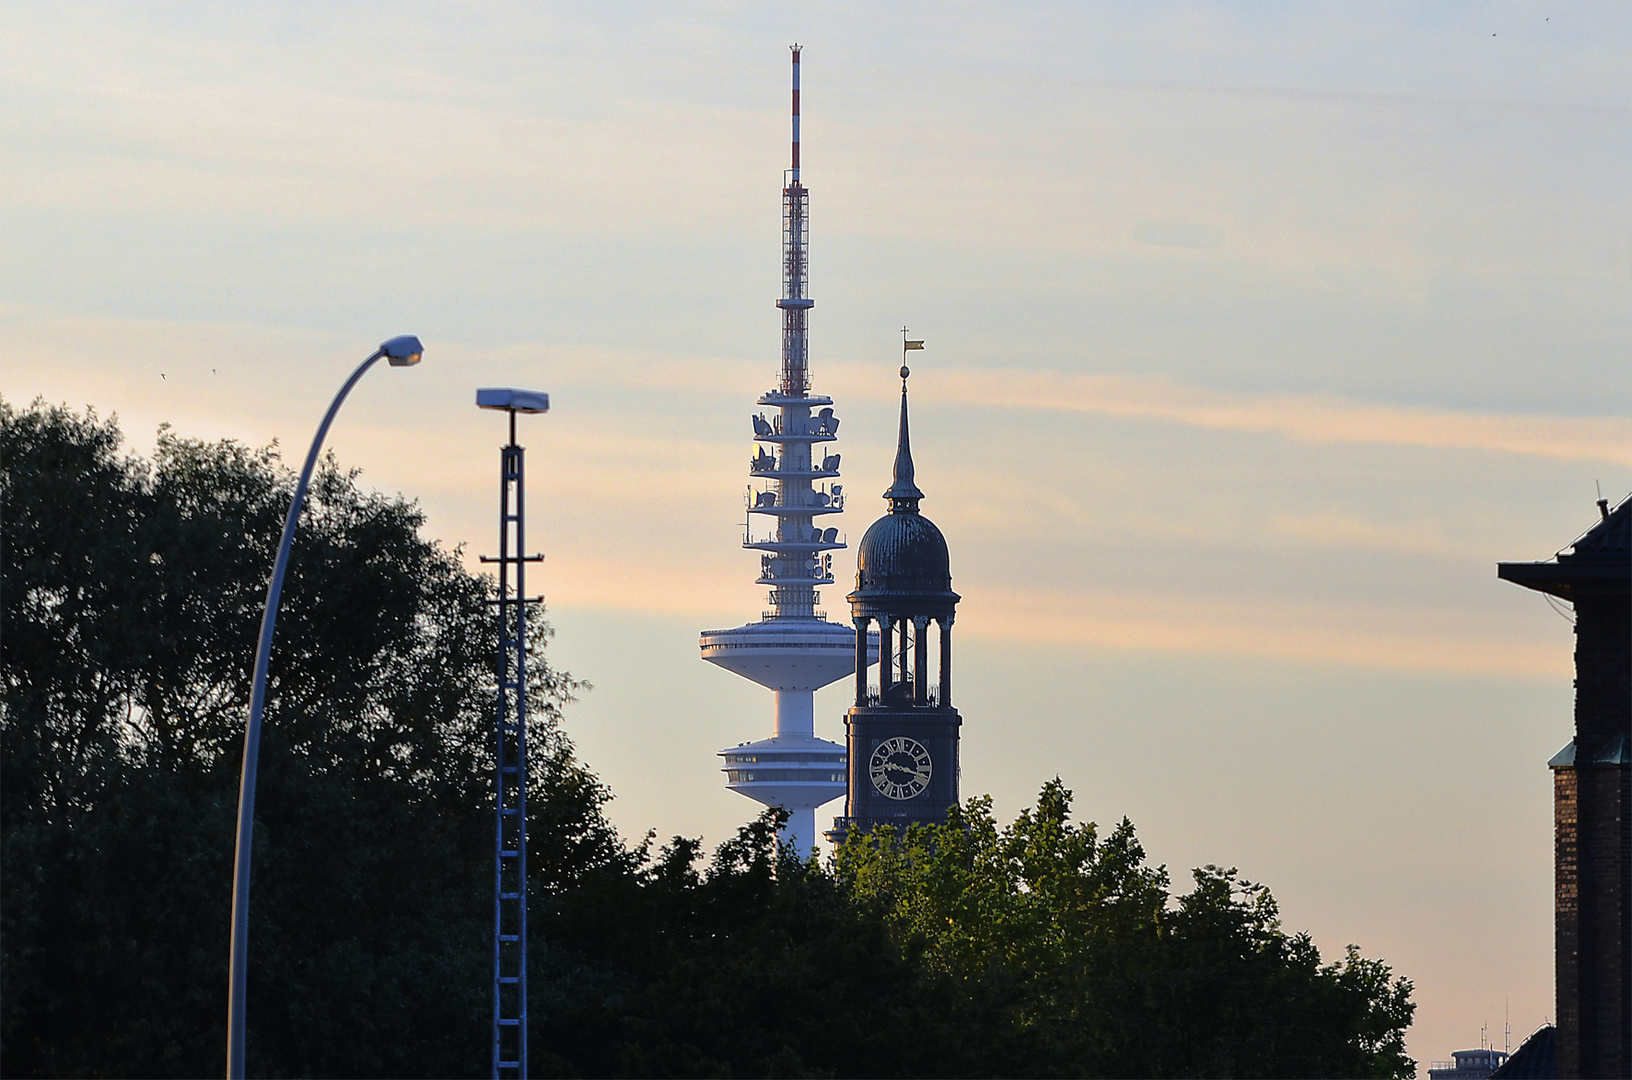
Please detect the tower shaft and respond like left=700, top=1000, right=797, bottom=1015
left=781, top=184, right=809, bottom=394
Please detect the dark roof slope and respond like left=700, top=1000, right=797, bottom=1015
left=1489, top=1024, right=1554, bottom=1079
left=1498, top=496, right=1631, bottom=600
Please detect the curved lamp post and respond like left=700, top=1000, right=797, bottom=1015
left=226, top=335, right=423, bottom=1079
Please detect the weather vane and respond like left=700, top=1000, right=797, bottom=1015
left=901, top=326, right=924, bottom=385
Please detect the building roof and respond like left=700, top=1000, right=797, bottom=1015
left=848, top=370, right=959, bottom=617
left=1489, top=1024, right=1555, bottom=1079
left=881, top=368, right=925, bottom=509
left=1497, top=495, right=1631, bottom=600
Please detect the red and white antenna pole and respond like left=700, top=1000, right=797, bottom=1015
left=790, top=44, right=801, bottom=184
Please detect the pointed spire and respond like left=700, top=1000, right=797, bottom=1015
left=885, top=364, right=924, bottom=511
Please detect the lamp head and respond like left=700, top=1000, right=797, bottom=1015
left=380, top=335, right=424, bottom=367
left=476, top=387, right=550, bottom=414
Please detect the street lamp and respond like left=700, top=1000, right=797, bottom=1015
left=226, top=335, right=423, bottom=1080
left=476, top=386, right=550, bottom=1080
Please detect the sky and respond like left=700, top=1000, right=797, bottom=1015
left=3, top=2, right=1629, bottom=1072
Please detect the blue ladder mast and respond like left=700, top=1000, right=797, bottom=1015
left=476, top=388, right=550, bottom=1079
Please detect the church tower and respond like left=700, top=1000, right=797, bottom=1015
left=829, top=363, right=962, bottom=839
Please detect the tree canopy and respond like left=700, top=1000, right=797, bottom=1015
left=1, top=400, right=1414, bottom=1078
left=832, top=788, right=1415, bottom=1078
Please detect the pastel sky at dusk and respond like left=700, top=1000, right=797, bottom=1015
left=3, top=3, right=1628, bottom=1073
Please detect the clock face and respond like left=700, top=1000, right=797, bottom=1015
left=869, top=736, right=933, bottom=801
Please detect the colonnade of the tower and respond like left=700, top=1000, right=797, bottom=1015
left=851, top=614, right=953, bottom=708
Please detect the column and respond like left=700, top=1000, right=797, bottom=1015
left=853, top=617, right=868, bottom=706
left=913, top=616, right=929, bottom=704
left=879, top=616, right=894, bottom=693
left=897, top=617, right=910, bottom=690
left=939, top=615, right=953, bottom=708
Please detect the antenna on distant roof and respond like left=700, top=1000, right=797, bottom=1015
left=1596, top=480, right=1609, bottom=520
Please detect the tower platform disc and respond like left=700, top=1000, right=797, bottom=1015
left=700, top=617, right=868, bottom=691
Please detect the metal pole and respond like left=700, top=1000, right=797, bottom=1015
left=487, top=407, right=535, bottom=1079
left=493, top=424, right=531, bottom=1078
left=509, top=426, right=529, bottom=1080
left=226, top=348, right=386, bottom=1080
left=472, top=387, right=547, bottom=1078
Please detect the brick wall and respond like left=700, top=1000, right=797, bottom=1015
left=1572, top=764, right=1629, bottom=1080
left=1554, top=766, right=1580, bottom=1079
left=1558, top=588, right=1631, bottom=1080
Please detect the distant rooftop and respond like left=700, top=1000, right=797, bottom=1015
left=1429, top=1047, right=1508, bottom=1080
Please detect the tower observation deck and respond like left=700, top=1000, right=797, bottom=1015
left=701, top=46, right=874, bottom=856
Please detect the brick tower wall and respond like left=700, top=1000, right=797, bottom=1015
left=1559, top=589, right=1631, bottom=1080
left=1554, top=765, right=1579, bottom=1079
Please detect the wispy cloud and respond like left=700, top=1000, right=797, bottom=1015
left=907, top=369, right=1632, bottom=465
left=963, top=585, right=1570, bottom=679
left=515, top=346, right=1632, bottom=468
left=0, top=303, right=1603, bottom=682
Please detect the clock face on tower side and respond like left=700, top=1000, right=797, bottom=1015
left=869, top=736, right=933, bottom=800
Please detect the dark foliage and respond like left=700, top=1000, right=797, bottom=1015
left=833, top=785, right=1416, bottom=1078
left=1, top=400, right=598, bottom=1078
left=2, top=401, right=1415, bottom=1079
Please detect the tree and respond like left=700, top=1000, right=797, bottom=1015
left=1, top=399, right=612, bottom=1077
left=833, top=780, right=1417, bottom=1079
left=528, top=808, right=1037, bottom=1079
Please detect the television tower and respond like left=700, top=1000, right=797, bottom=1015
left=701, top=46, right=870, bottom=856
